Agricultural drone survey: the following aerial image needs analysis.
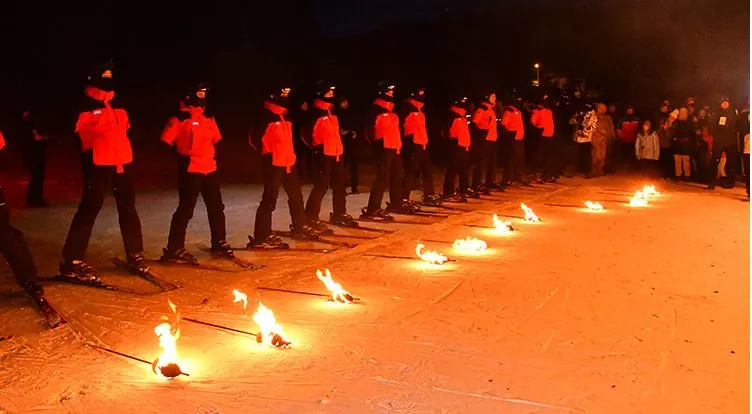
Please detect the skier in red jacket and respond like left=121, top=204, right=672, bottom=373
left=442, top=97, right=472, bottom=202
left=361, top=81, right=412, bottom=221
left=249, top=87, right=320, bottom=249
left=470, top=92, right=500, bottom=193
left=160, top=83, right=233, bottom=264
left=304, top=81, right=359, bottom=229
left=401, top=87, right=441, bottom=207
left=60, top=61, right=147, bottom=280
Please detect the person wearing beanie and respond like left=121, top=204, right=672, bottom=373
left=248, top=87, right=320, bottom=248
left=60, top=60, right=148, bottom=281
left=401, top=87, right=441, bottom=207
left=470, top=92, right=501, bottom=193
left=442, top=97, right=472, bottom=201
left=159, top=83, right=234, bottom=265
left=304, top=81, right=359, bottom=229
left=707, top=96, right=739, bottom=189
left=361, top=81, right=409, bottom=221
left=531, top=97, right=557, bottom=182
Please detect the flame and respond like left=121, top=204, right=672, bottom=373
left=642, top=185, right=660, bottom=197
left=316, top=269, right=353, bottom=303
left=584, top=201, right=604, bottom=210
left=520, top=203, right=541, bottom=222
left=493, top=214, right=514, bottom=233
left=233, top=289, right=248, bottom=311
left=452, top=237, right=488, bottom=253
left=154, top=322, right=180, bottom=377
left=416, top=243, right=448, bottom=265
left=629, top=191, right=649, bottom=206
left=253, top=301, right=290, bottom=348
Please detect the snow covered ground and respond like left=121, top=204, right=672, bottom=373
left=0, top=176, right=748, bottom=413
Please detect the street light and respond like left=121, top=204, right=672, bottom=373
left=533, top=63, right=541, bottom=86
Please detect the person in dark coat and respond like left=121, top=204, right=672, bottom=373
left=19, top=108, right=50, bottom=207
left=707, top=97, right=738, bottom=189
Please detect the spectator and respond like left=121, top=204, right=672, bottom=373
left=695, top=107, right=713, bottom=183
left=617, top=105, right=640, bottom=168
left=708, top=97, right=738, bottom=189
left=655, top=99, right=671, bottom=127
left=658, top=116, right=675, bottom=179
left=590, top=103, right=615, bottom=177
left=672, top=108, right=695, bottom=181
left=635, top=120, right=660, bottom=176
left=571, top=103, right=596, bottom=177
left=738, top=102, right=750, bottom=198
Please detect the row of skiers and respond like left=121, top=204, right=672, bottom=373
left=0, top=61, right=555, bottom=312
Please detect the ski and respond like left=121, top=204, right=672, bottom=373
left=388, top=210, right=449, bottom=218
left=196, top=249, right=265, bottom=270
left=426, top=204, right=472, bottom=212
left=240, top=245, right=339, bottom=254
left=34, top=297, right=67, bottom=329
left=41, top=274, right=137, bottom=294
left=326, top=221, right=395, bottom=234
left=148, top=259, right=242, bottom=274
left=320, top=232, right=378, bottom=240
left=273, top=231, right=359, bottom=248
left=0, top=335, right=12, bottom=341
left=111, top=258, right=182, bottom=291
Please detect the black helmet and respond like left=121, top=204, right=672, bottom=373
left=481, top=91, right=497, bottom=103
left=315, top=80, right=336, bottom=97
left=184, top=82, right=209, bottom=108
left=408, top=87, right=426, bottom=102
left=452, top=96, right=469, bottom=109
left=377, top=81, right=396, bottom=97
left=268, top=86, right=292, bottom=107
left=87, top=59, right=115, bottom=92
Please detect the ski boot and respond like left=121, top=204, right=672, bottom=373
left=24, top=281, right=45, bottom=303
left=462, top=188, right=481, bottom=199
left=126, top=252, right=151, bottom=274
left=386, top=201, right=419, bottom=214
left=59, top=260, right=99, bottom=282
left=441, top=192, right=468, bottom=203
left=421, top=194, right=443, bottom=207
left=330, top=212, right=359, bottom=227
left=210, top=240, right=235, bottom=258
left=308, top=219, right=334, bottom=235
left=360, top=207, right=394, bottom=221
left=160, top=248, right=199, bottom=265
left=247, top=234, right=289, bottom=249
left=290, top=224, right=321, bottom=240
left=474, top=185, right=492, bottom=195
left=487, top=182, right=505, bottom=191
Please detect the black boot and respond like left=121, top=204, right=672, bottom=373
left=290, top=224, right=321, bottom=240
left=59, top=260, right=99, bottom=282
left=210, top=240, right=235, bottom=258
left=160, top=248, right=198, bottom=265
left=247, top=234, right=289, bottom=249
left=330, top=212, right=359, bottom=227
left=126, top=252, right=151, bottom=274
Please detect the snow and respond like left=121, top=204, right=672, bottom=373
left=0, top=176, right=748, bottom=413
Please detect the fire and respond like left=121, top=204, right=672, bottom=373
left=232, top=289, right=248, bottom=311
left=152, top=299, right=184, bottom=378
left=520, top=203, right=541, bottom=222
left=316, top=268, right=354, bottom=304
left=493, top=214, right=514, bottom=233
left=642, top=184, right=660, bottom=197
left=415, top=243, right=448, bottom=265
left=584, top=201, right=604, bottom=210
left=629, top=191, right=649, bottom=207
left=452, top=237, right=488, bottom=253
left=253, top=301, right=291, bottom=348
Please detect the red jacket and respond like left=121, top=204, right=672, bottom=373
left=531, top=106, right=555, bottom=138
left=501, top=106, right=525, bottom=140
left=448, top=106, right=471, bottom=151
left=472, top=102, right=498, bottom=141
left=261, top=101, right=296, bottom=173
left=371, top=99, right=402, bottom=153
left=161, top=104, right=222, bottom=174
left=76, top=86, right=133, bottom=172
left=311, top=99, right=344, bottom=161
left=403, top=98, right=429, bottom=149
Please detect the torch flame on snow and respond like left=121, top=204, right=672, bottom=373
left=520, top=203, right=541, bottom=222
left=629, top=191, right=649, bottom=207
left=452, top=237, right=488, bottom=253
left=642, top=185, right=660, bottom=197
left=232, top=289, right=248, bottom=311
left=253, top=301, right=291, bottom=348
left=493, top=214, right=514, bottom=233
left=316, top=268, right=353, bottom=304
left=154, top=322, right=180, bottom=377
left=584, top=201, right=604, bottom=210
left=415, top=243, right=448, bottom=265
